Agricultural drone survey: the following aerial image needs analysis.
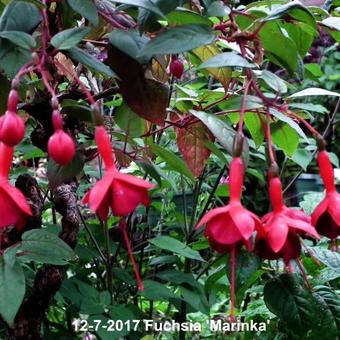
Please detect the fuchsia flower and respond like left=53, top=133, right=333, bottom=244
left=312, top=150, right=340, bottom=240
left=197, top=157, right=261, bottom=252
left=169, top=56, right=184, bottom=79
left=48, top=110, right=75, bottom=165
left=83, top=126, right=155, bottom=220
left=0, top=89, right=25, bottom=146
left=255, top=176, right=319, bottom=265
left=0, top=143, right=31, bottom=230
left=197, top=156, right=261, bottom=321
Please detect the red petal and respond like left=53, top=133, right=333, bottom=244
left=111, top=178, right=149, bottom=216
left=267, top=215, right=289, bottom=253
left=327, top=192, right=340, bottom=226
left=0, top=186, right=30, bottom=227
left=285, top=216, right=319, bottom=239
left=229, top=157, right=243, bottom=201
left=114, top=172, right=155, bottom=189
left=318, top=151, right=336, bottom=193
left=2, top=181, right=32, bottom=216
left=95, top=126, right=115, bottom=169
left=206, top=213, right=243, bottom=245
left=311, top=197, right=328, bottom=225
left=84, top=172, right=114, bottom=212
left=284, top=207, right=311, bottom=224
left=196, top=206, right=230, bottom=229
left=0, top=144, right=14, bottom=178
left=229, top=203, right=255, bottom=240
left=269, top=177, right=284, bottom=212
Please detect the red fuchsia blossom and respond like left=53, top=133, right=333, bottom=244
left=312, top=150, right=340, bottom=241
left=255, top=176, right=319, bottom=265
left=0, top=89, right=25, bottom=146
left=169, top=56, right=184, bottom=79
left=0, top=143, right=31, bottom=230
left=83, top=126, right=155, bottom=220
left=197, top=157, right=261, bottom=253
left=47, top=110, right=75, bottom=166
left=196, top=156, right=261, bottom=321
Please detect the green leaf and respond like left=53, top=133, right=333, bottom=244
left=51, top=27, right=90, bottom=50
left=151, top=144, right=194, bottom=181
left=0, top=1, right=41, bottom=77
left=115, top=103, right=145, bottom=137
left=190, top=110, right=249, bottom=167
left=289, top=102, right=328, bottom=114
left=180, top=285, right=209, bottom=314
left=244, top=112, right=264, bottom=148
left=166, top=8, right=212, bottom=26
left=322, top=17, right=340, bottom=31
left=149, top=236, right=204, bottom=261
left=47, top=150, right=85, bottom=189
left=138, top=24, right=215, bottom=57
left=261, top=70, right=287, bottom=93
left=259, top=21, right=298, bottom=74
left=314, top=286, right=340, bottom=336
left=311, top=286, right=339, bottom=339
left=264, top=273, right=314, bottom=335
left=207, top=0, right=230, bottom=17
left=111, top=0, right=165, bottom=17
left=192, top=44, right=232, bottom=87
left=310, top=247, right=340, bottom=274
left=68, top=47, right=117, bottom=78
left=0, top=30, right=35, bottom=49
left=61, top=99, right=93, bottom=121
left=197, top=51, right=256, bottom=69
left=140, top=279, right=178, bottom=300
left=289, top=87, right=340, bottom=98
left=291, top=148, right=313, bottom=170
left=271, top=121, right=299, bottom=156
left=109, top=29, right=150, bottom=63
left=226, top=251, right=261, bottom=305
left=18, top=229, right=76, bottom=265
left=262, top=1, right=315, bottom=29
left=270, top=108, right=307, bottom=141
left=0, top=253, right=25, bottom=326
left=156, top=270, right=200, bottom=288
left=67, top=0, right=99, bottom=26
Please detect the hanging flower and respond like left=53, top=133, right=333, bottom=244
left=0, top=143, right=32, bottom=229
left=255, top=176, right=319, bottom=265
left=83, top=126, right=155, bottom=219
left=312, top=150, right=340, bottom=241
left=47, top=110, right=75, bottom=165
left=169, top=56, right=184, bottom=79
left=0, top=89, right=25, bottom=146
left=196, top=157, right=261, bottom=252
left=196, top=155, right=261, bottom=322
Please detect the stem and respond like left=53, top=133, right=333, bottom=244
left=296, top=258, right=312, bottom=291
left=238, top=81, right=251, bottom=133
left=265, top=108, right=276, bottom=164
left=230, top=245, right=236, bottom=322
left=103, top=221, right=113, bottom=304
left=77, top=206, right=106, bottom=262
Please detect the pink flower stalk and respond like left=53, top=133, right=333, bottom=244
left=0, top=143, right=31, bottom=230
left=312, top=150, right=340, bottom=242
left=255, top=176, right=319, bottom=265
left=83, top=126, right=155, bottom=220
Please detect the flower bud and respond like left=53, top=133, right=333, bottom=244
left=169, top=57, right=184, bottom=79
left=48, top=130, right=75, bottom=165
left=0, top=110, right=25, bottom=146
